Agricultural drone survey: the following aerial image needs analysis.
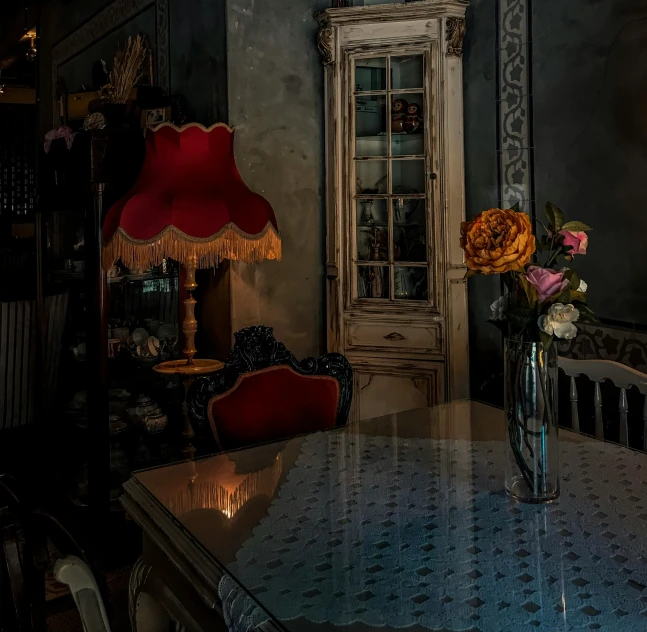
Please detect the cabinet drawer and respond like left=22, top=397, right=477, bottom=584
left=346, top=321, right=442, bottom=354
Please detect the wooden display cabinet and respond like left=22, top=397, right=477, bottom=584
left=316, top=0, right=470, bottom=419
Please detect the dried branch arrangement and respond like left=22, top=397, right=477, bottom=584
left=100, top=35, right=149, bottom=104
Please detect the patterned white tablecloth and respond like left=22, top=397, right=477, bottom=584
left=219, top=431, right=647, bottom=632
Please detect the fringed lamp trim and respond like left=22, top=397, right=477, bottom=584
left=147, top=121, right=235, bottom=134
left=102, top=222, right=281, bottom=270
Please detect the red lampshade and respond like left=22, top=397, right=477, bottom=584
left=102, top=123, right=281, bottom=270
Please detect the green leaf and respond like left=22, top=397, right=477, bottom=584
left=502, top=272, right=515, bottom=292
left=506, top=306, right=536, bottom=330
left=561, top=221, right=592, bottom=232
left=568, top=270, right=580, bottom=291
left=577, top=305, right=599, bottom=324
left=488, top=319, right=508, bottom=335
left=545, top=203, right=555, bottom=230
left=545, top=287, right=571, bottom=306
left=517, top=274, right=539, bottom=308
left=510, top=202, right=521, bottom=212
left=546, top=202, right=565, bottom=231
left=539, top=330, right=553, bottom=351
left=570, top=290, right=588, bottom=304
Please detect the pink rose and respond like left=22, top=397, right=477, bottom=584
left=559, top=230, right=588, bottom=255
left=526, top=265, right=569, bottom=302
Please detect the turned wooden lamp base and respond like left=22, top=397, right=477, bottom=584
left=153, top=255, right=223, bottom=441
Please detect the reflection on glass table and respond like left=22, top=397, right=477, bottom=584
left=131, top=400, right=647, bottom=632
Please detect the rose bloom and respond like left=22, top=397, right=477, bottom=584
left=559, top=230, right=588, bottom=255
left=526, top=265, right=568, bottom=302
left=460, top=208, right=535, bottom=274
left=538, top=303, right=580, bottom=340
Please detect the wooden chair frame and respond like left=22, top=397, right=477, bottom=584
left=188, top=326, right=353, bottom=437
left=558, top=356, right=647, bottom=448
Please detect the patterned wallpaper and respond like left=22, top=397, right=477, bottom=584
left=558, top=324, right=647, bottom=373
left=498, top=0, right=643, bottom=372
left=498, top=0, right=531, bottom=215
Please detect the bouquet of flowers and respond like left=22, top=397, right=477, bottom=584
left=460, top=202, right=597, bottom=347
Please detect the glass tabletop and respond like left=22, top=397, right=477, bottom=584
left=134, top=400, right=647, bottom=632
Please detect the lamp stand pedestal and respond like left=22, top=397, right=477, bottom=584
left=154, top=256, right=223, bottom=447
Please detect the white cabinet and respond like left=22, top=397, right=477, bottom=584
left=316, top=1, right=469, bottom=420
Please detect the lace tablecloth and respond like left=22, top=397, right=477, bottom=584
left=219, top=432, right=647, bottom=631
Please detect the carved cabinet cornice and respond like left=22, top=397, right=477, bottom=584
left=316, top=0, right=469, bottom=420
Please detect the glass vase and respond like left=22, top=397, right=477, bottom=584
left=504, top=339, right=560, bottom=503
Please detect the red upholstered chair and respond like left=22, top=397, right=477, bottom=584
left=188, top=326, right=352, bottom=451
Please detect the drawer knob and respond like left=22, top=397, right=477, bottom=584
left=384, top=332, right=405, bottom=341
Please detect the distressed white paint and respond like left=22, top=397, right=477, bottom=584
left=317, top=0, right=469, bottom=418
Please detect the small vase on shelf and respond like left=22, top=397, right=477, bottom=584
left=504, top=338, right=559, bottom=503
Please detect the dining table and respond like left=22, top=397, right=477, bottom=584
left=121, top=399, right=647, bottom=632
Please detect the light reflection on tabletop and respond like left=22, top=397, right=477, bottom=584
left=132, top=401, right=647, bottom=632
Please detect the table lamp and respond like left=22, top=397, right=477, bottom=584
left=103, top=122, right=281, bottom=437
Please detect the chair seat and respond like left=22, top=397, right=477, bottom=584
left=208, top=365, right=340, bottom=450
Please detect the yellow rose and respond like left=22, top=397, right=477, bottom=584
left=460, top=208, right=536, bottom=274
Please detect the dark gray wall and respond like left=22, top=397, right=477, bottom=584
left=39, top=0, right=228, bottom=132
left=57, top=7, right=156, bottom=93
left=170, top=0, right=228, bottom=124
left=533, top=0, right=647, bottom=325
left=226, top=0, right=329, bottom=359
left=39, top=0, right=112, bottom=132
left=463, top=0, right=503, bottom=400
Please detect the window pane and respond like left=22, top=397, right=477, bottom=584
left=394, top=198, right=426, bottom=263
left=355, top=58, right=386, bottom=92
left=394, top=267, right=428, bottom=301
left=391, top=55, right=424, bottom=90
left=356, top=95, right=387, bottom=156
left=392, top=159, right=425, bottom=193
left=357, top=200, right=388, bottom=262
left=391, top=93, right=424, bottom=156
left=356, top=161, right=387, bottom=195
left=357, top=226, right=388, bottom=262
left=358, top=266, right=389, bottom=299
left=357, top=198, right=387, bottom=227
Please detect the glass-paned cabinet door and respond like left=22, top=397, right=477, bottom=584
left=353, top=53, right=430, bottom=304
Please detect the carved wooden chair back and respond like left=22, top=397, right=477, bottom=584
left=188, top=326, right=353, bottom=446
left=558, top=357, right=647, bottom=448
left=0, top=474, right=110, bottom=632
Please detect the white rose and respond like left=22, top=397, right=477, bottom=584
left=490, top=295, right=508, bottom=321
left=577, top=279, right=587, bottom=292
left=538, top=303, right=580, bottom=340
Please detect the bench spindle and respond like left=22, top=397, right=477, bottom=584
left=569, top=376, right=579, bottom=433
left=619, top=387, right=629, bottom=447
left=594, top=381, right=604, bottom=440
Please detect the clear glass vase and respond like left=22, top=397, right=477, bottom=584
left=504, top=339, right=560, bottom=503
